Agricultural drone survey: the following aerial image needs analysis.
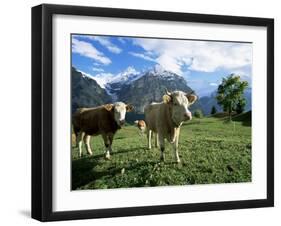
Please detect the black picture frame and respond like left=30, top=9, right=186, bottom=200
left=32, top=3, right=274, bottom=222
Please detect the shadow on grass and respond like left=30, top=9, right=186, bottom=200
left=222, top=118, right=251, bottom=127
left=112, top=146, right=147, bottom=155
left=72, top=146, right=148, bottom=189
left=73, top=146, right=147, bottom=160
left=72, top=157, right=122, bottom=190
left=72, top=147, right=178, bottom=190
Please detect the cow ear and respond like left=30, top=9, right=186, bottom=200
left=186, top=94, right=197, bottom=105
left=163, top=94, right=171, bottom=103
left=134, top=120, right=139, bottom=125
left=104, top=104, right=114, bottom=111
left=126, top=104, right=134, bottom=112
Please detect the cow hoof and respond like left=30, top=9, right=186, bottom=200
left=160, top=156, right=165, bottom=162
left=105, top=155, right=111, bottom=160
left=176, top=159, right=181, bottom=164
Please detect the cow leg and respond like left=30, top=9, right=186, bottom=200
left=155, top=133, right=159, bottom=148
left=173, top=128, right=181, bottom=163
left=77, top=132, right=85, bottom=158
left=102, top=133, right=112, bottom=160
left=159, top=135, right=165, bottom=162
left=73, top=126, right=79, bottom=147
left=108, top=133, right=114, bottom=154
left=85, top=135, right=93, bottom=156
left=147, top=130, right=152, bottom=149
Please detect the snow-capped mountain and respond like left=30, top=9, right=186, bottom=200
left=92, top=64, right=186, bottom=101
left=116, top=65, right=194, bottom=112
left=105, top=67, right=142, bottom=100
left=94, top=64, right=183, bottom=89
left=71, top=67, right=112, bottom=112
left=109, top=66, right=142, bottom=85
left=146, top=64, right=180, bottom=80
left=72, top=65, right=194, bottom=113
left=92, top=66, right=141, bottom=89
left=72, top=65, right=252, bottom=118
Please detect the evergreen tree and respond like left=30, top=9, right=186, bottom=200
left=211, top=106, right=217, bottom=115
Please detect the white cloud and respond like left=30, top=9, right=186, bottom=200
left=81, top=36, right=122, bottom=54
left=72, top=38, right=111, bottom=65
left=232, top=69, right=250, bottom=77
left=132, top=38, right=252, bottom=75
left=92, top=67, right=104, bottom=72
left=231, top=68, right=252, bottom=86
left=187, top=79, right=218, bottom=97
left=209, top=82, right=218, bottom=86
left=93, top=62, right=101, bottom=66
left=117, top=37, right=126, bottom=44
left=93, top=36, right=122, bottom=54
left=129, top=52, right=156, bottom=62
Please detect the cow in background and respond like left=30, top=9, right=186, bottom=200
left=134, top=120, right=146, bottom=136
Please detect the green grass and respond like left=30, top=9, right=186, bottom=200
left=71, top=117, right=251, bottom=190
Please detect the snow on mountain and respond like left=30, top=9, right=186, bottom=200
left=93, top=73, right=114, bottom=89
left=146, top=64, right=181, bottom=80
left=93, top=64, right=181, bottom=88
left=77, top=64, right=184, bottom=97
left=90, top=66, right=142, bottom=90
left=109, top=66, right=141, bottom=85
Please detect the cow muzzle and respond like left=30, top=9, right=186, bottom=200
left=184, top=112, right=192, bottom=121
left=119, top=120, right=125, bottom=126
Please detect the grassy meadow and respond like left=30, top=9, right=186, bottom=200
left=71, top=116, right=251, bottom=190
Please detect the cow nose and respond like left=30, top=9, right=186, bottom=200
left=119, top=120, right=125, bottom=125
left=184, top=112, right=192, bottom=120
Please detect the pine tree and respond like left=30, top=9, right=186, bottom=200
left=211, top=106, right=217, bottom=115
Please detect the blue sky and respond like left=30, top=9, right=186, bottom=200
left=72, top=34, right=252, bottom=97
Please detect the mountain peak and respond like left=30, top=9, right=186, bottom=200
left=152, top=64, right=165, bottom=74
left=146, top=64, right=181, bottom=79
left=123, top=66, right=138, bottom=76
left=109, top=66, right=140, bottom=84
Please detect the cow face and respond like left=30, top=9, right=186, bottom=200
left=134, top=120, right=146, bottom=133
left=163, top=90, right=197, bottom=126
left=104, top=102, right=134, bottom=126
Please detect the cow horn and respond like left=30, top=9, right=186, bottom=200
left=165, top=88, right=171, bottom=96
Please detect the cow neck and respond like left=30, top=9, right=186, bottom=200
left=105, top=110, right=121, bottom=132
left=107, top=109, right=121, bottom=130
left=166, top=103, right=180, bottom=128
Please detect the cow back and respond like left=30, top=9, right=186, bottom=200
left=73, top=106, right=119, bottom=136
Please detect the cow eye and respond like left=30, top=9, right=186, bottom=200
left=173, top=102, right=178, bottom=106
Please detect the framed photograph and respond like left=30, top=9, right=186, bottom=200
left=32, top=4, right=274, bottom=221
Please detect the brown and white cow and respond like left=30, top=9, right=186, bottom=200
left=134, top=120, right=146, bottom=136
left=144, top=90, right=197, bottom=163
left=73, top=102, right=134, bottom=159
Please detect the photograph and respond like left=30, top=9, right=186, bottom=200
left=71, top=34, right=252, bottom=190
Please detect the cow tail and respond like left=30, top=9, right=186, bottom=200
left=73, top=126, right=80, bottom=147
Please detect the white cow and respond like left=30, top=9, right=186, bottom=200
left=144, top=90, right=197, bottom=163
